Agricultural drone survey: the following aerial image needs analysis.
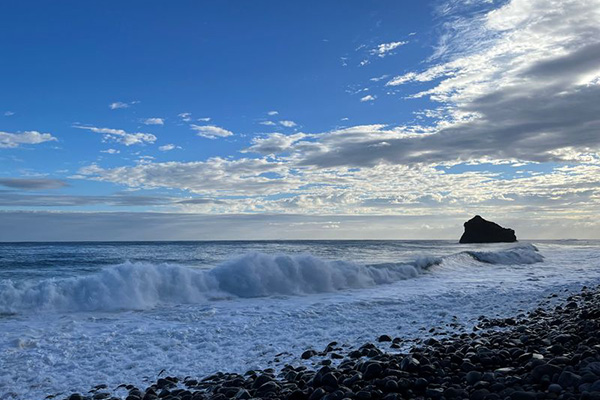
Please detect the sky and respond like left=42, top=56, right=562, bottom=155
left=1, top=0, right=600, bottom=240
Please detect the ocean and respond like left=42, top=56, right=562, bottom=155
left=0, top=240, right=599, bottom=399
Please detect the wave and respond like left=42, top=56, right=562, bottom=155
left=0, top=263, right=217, bottom=313
left=466, top=244, right=543, bottom=265
left=0, top=244, right=542, bottom=313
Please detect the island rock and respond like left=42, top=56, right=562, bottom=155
left=459, top=215, right=517, bottom=243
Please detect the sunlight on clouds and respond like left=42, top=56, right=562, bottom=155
left=74, top=153, right=600, bottom=220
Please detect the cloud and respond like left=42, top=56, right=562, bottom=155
left=279, top=0, right=600, bottom=168
left=360, top=95, right=376, bottom=102
left=158, top=144, right=179, bottom=151
left=109, top=101, right=138, bottom=110
left=259, top=119, right=299, bottom=128
left=386, top=72, right=418, bottom=86
left=37, top=158, right=600, bottom=230
left=109, top=102, right=129, bottom=110
left=279, top=120, right=297, bottom=128
left=370, top=75, right=389, bottom=82
left=247, top=125, right=425, bottom=167
left=370, top=41, right=408, bottom=57
left=178, top=112, right=192, bottom=122
left=197, top=117, right=211, bottom=122
left=0, top=130, right=58, bottom=148
left=76, top=157, right=291, bottom=196
left=72, top=136, right=600, bottom=227
left=267, top=111, right=279, bottom=116
left=74, top=125, right=157, bottom=146
left=0, top=178, right=68, bottom=190
left=101, top=149, right=120, bottom=154
left=177, top=198, right=227, bottom=205
left=0, top=193, right=178, bottom=207
left=142, top=118, right=164, bottom=125
left=190, top=124, right=234, bottom=139
left=4, top=111, right=14, bottom=117
left=245, top=133, right=307, bottom=155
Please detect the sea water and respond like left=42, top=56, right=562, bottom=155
left=0, top=240, right=599, bottom=399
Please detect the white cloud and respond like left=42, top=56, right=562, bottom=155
left=370, top=75, right=389, bottom=82
left=101, top=149, right=120, bottom=154
left=74, top=125, right=157, bottom=146
left=74, top=147, right=600, bottom=222
left=371, top=41, right=408, bottom=57
left=197, top=117, right=211, bottom=122
left=4, top=111, right=15, bottom=117
left=77, top=157, right=290, bottom=196
left=178, top=112, right=192, bottom=122
left=142, top=118, right=164, bottom=126
left=159, top=144, right=179, bottom=151
left=190, top=124, right=234, bottom=139
left=259, top=121, right=277, bottom=126
left=109, top=102, right=129, bottom=110
left=386, top=72, right=418, bottom=86
left=360, top=95, right=376, bottom=102
left=245, top=133, right=307, bottom=155
left=109, top=101, right=138, bottom=110
left=279, top=120, right=297, bottom=128
left=345, top=0, right=600, bottom=167
left=267, top=111, right=279, bottom=116
left=0, top=130, right=57, bottom=148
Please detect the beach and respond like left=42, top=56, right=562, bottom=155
left=67, top=283, right=600, bottom=400
left=0, top=240, right=599, bottom=399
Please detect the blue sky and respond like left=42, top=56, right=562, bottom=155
left=1, top=0, right=600, bottom=240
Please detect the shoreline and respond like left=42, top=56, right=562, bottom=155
left=63, top=284, right=600, bottom=400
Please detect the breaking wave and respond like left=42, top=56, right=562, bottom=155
left=467, top=244, right=543, bottom=264
left=0, top=244, right=542, bottom=313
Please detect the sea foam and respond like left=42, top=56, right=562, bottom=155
left=0, top=244, right=542, bottom=313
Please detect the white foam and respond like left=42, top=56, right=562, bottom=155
left=0, top=263, right=216, bottom=313
left=466, top=244, right=543, bottom=264
left=0, top=245, right=543, bottom=314
left=0, top=242, right=598, bottom=400
left=211, top=253, right=420, bottom=297
left=0, top=254, right=421, bottom=313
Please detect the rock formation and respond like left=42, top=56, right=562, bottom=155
left=459, top=215, right=517, bottom=243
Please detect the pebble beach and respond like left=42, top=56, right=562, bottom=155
left=63, top=284, right=600, bottom=400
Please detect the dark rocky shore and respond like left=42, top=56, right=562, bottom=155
left=65, top=285, right=600, bottom=400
